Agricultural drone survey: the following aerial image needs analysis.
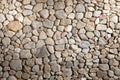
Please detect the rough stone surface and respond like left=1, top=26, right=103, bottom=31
left=10, top=60, right=22, bottom=71
left=8, top=21, right=23, bottom=32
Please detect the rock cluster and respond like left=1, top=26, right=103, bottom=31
left=0, top=0, right=120, bottom=80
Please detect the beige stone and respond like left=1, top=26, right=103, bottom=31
left=8, top=21, right=23, bottom=32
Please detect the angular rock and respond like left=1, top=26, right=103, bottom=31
left=39, top=31, right=47, bottom=39
left=15, top=13, right=23, bottom=22
left=36, top=46, right=50, bottom=58
left=8, top=21, right=23, bottom=32
left=10, top=60, right=22, bottom=70
left=55, top=45, right=65, bottom=51
left=60, top=19, right=71, bottom=26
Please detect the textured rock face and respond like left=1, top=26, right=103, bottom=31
left=8, top=21, right=23, bottom=32
left=0, top=0, right=120, bottom=80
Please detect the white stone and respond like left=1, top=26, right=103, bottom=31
left=23, top=17, right=32, bottom=25
left=0, top=14, right=5, bottom=22
left=65, top=25, right=72, bottom=32
left=39, top=31, right=47, bottom=39
left=15, top=13, right=23, bottom=22
left=106, top=28, right=113, bottom=33
left=76, top=13, right=83, bottom=20
left=94, top=11, right=101, bottom=17
left=68, top=13, right=75, bottom=19
left=96, top=24, right=107, bottom=30
left=6, top=14, right=14, bottom=21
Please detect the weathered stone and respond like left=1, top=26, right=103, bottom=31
left=99, top=64, right=109, bottom=71
left=36, top=46, right=50, bottom=58
left=8, top=76, right=17, bottom=80
left=51, top=64, right=60, bottom=72
left=8, top=21, right=23, bottom=32
left=20, top=50, right=32, bottom=59
left=55, top=10, right=67, bottom=19
left=24, top=42, right=35, bottom=49
left=60, top=19, right=71, bottom=26
left=40, top=9, right=49, bottom=18
left=97, top=70, right=107, bottom=78
left=2, top=37, right=11, bottom=46
left=32, top=65, right=39, bottom=72
left=96, top=24, right=107, bottom=30
left=45, top=38, right=54, bottom=45
left=10, top=60, right=22, bottom=71
left=0, top=14, right=5, bottom=22
left=54, top=2, right=65, bottom=10
left=76, top=4, right=85, bottom=12
left=79, top=41, right=90, bottom=49
left=43, top=19, right=54, bottom=28
left=85, top=22, right=95, bottom=31
left=55, top=45, right=65, bottom=51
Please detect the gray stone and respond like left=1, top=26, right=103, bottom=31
left=98, top=37, right=107, bottom=45
left=36, top=46, right=50, bottom=58
left=24, top=42, right=35, bottom=49
left=115, top=68, right=120, bottom=76
left=32, top=21, right=42, bottom=29
left=33, top=3, right=43, bottom=12
left=43, top=19, right=54, bottom=28
left=32, top=65, right=39, bottom=72
left=76, top=4, right=85, bottom=12
left=47, top=0, right=54, bottom=5
left=54, top=2, right=65, bottom=10
left=99, top=64, right=109, bottom=71
left=79, top=41, right=90, bottom=49
left=10, top=60, right=22, bottom=70
left=20, top=50, right=32, bottom=59
left=8, top=76, right=17, bottom=80
left=63, top=68, right=72, bottom=77
left=51, top=63, right=60, bottom=72
left=40, top=9, right=49, bottom=18
left=23, top=10, right=33, bottom=16
left=55, top=10, right=67, bottom=19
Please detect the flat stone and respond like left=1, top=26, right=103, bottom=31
left=51, top=63, right=60, bottom=72
left=63, top=68, right=72, bottom=77
left=32, top=65, right=39, bottom=72
left=10, top=60, right=22, bottom=71
left=40, top=9, right=49, bottom=18
left=76, top=4, right=85, bottom=12
left=15, top=13, right=23, bottom=22
left=24, top=42, right=35, bottom=49
left=36, top=46, right=50, bottom=58
left=23, top=10, right=33, bottom=16
left=60, top=19, right=71, bottom=26
left=99, top=64, right=109, bottom=71
left=76, top=13, right=84, bottom=20
left=96, top=24, right=107, bottom=30
left=55, top=10, right=67, bottom=19
left=47, top=0, right=54, bottom=5
left=20, top=50, right=32, bottom=59
left=77, top=21, right=86, bottom=29
left=8, top=76, right=17, bottom=80
left=54, top=2, right=65, bottom=10
left=0, top=14, right=5, bottom=22
left=39, top=31, right=47, bottom=39
left=115, top=68, right=120, bottom=76
left=97, top=70, right=107, bottom=78
left=36, top=0, right=47, bottom=3
left=2, top=37, right=11, bottom=46
left=79, top=41, right=90, bottom=49
left=45, top=38, right=54, bottom=45
left=43, top=19, right=54, bottom=28
left=4, top=31, right=15, bottom=37
left=33, top=3, right=43, bottom=12
left=85, top=22, right=95, bottom=31
left=8, top=21, right=23, bottom=32
left=55, top=45, right=65, bottom=51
